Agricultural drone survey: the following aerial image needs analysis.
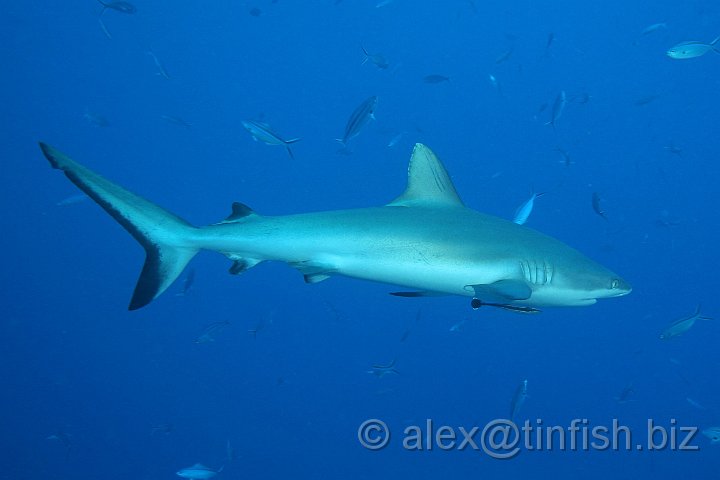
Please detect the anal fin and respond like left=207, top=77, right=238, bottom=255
left=304, top=273, right=331, bottom=284
left=289, top=261, right=335, bottom=284
left=227, top=257, right=262, bottom=275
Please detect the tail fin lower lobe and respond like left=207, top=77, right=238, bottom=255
left=39, top=142, right=198, bottom=310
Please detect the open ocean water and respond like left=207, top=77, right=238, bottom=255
left=2, top=1, right=719, bottom=478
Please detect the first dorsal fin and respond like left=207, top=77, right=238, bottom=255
left=387, top=144, right=464, bottom=208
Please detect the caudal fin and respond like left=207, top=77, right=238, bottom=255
left=39, top=143, right=198, bottom=310
left=283, top=138, right=301, bottom=160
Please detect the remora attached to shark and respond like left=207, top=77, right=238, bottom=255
left=38, top=142, right=631, bottom=311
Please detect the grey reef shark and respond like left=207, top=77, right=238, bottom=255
left=38, top=142, right=631, bottom=313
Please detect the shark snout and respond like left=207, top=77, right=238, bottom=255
left=600, top=276, right=632, bottom=299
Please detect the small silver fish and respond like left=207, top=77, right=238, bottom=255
left=97, top=0, right=136, bottom=14
left=545, top=90, right=566, bottom=129
left=513, top=191, right=545, bottom=225
left=686, top=397, right=706, bottom=410
left=659, top=306, right=712, bottom=340
left=247, top=322, right=264, bottom=339
left=56, top=193, right=89, bottom=206
left=147, top=50, right=170, bottom=79
left=495, top=45, right=515, bottom=64
left=667, top=36, right=720, bottom=59
left=242, top=120, right=301, bottom=159
left=554, top=146, right=573, bottom=167
left=488, top=74, right=499, bottom=89
left=194, top=320, right=230, bottom=344
left=488, top=74, right=504, bottom=97
left=510, top=379, right=528, bottom=421
left=336, top=96, right=378, bottom=146
left=151, top=423, right=173, bottom=435
left=664, top=145, right=683, bottom=156
left=46, top=431, right=72, bottom=448
left=449, top=318, right=467, bottom=332
left=46, top=430, right=73, bottom=459
left=161, top=115, right=192, bottom=128
left=175, top=269, right=195, bottom=296
left=176, top=464, right=223, bottom=480
left=361, top=46, right=389, bottom=69
left=387, top=131, right=405, bottom=148
left=226, top=440, right=237, bottom=463
left=83, top=111, right=110, bottom=127
left=569, top=92, right=591, bottom=104
left=367, top=359, right=399, bottom=377
left=545, top=32, right=555, bottom=54
left=614, top=383, right=635, bottom=404
left=642, top=22, right=667, bottom=35
left=248, top=310, right=273, bottom=338
left=634, top=94, right=661, bottom=106
left=655, top=210, right=681, bottom=228
left=591, top=192, right=607, bottom=220
left=423, top=74, right=451, bottom=84
left=702, top=427, right=720, bottom=444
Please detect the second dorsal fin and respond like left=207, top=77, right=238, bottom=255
left=217, top=202, right=257, bottom=224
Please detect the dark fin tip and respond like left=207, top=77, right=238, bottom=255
left=38, top=142, right=63, bottom=169
left=228, top=259, right=248, bottom=275
left=390, top=291, right=426, bottom=297
left=226, top=202, right=254, bottom=221
left=128, top=249, right=162, bottom=310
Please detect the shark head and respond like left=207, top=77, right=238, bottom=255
left=531, top=257, right=632, bottom=306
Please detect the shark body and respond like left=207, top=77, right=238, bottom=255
left=38, top=142, right=630, bottom=311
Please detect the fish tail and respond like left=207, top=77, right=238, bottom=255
left=696, top=305, right=712, bottom=321
left=360, top=45, right=370, bottom=63
left=283, top=138, right=301, bottom=159
left=98, top=18, right=112, bottom=39
left=708, top=35, right=720, bottom=54
left=39, top=143, right=200, bottom=310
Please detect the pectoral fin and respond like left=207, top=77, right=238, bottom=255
left=465, top=280, right=532, bottom=301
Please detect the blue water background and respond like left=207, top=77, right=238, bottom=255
left=2, top=0, right=719, bottom=478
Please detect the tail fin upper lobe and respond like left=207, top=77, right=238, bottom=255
left=39, top=142, right=198, bottom=310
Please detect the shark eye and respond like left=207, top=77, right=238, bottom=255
left=610, top=279, right=620, bottom=289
